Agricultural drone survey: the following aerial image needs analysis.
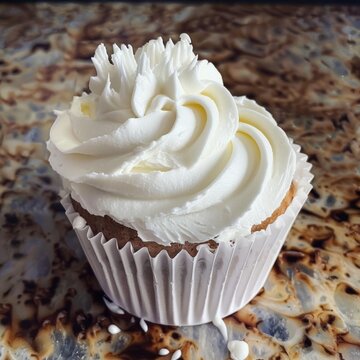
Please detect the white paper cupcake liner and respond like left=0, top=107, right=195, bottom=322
left=61, top=143, right=313, bottom=326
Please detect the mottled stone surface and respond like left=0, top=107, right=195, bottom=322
left=0, top=3, right=359, bottom=360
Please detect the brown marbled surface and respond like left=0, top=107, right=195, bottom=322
left=0, top=3, right=359, bottom=359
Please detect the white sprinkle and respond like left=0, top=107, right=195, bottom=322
left=158, top=348, right=170, bottom=356
left=171, top=349, right=182, bottom=360
left=212, top=316, right=228, bottom=341
left=103, top=297, right=125, bottom=315
left=107, top=324, right=121, bottom=335
left=228, top=340, right=249, bottom=360
left=130, top=316, right=135, bottom=323
left=140, top=318, right=148, bottom=332
left=73, top=215, right=86, bottom=229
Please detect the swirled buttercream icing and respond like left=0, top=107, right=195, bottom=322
left=48, top=34, right=296, bottom=245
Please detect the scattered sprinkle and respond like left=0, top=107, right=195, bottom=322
left=171, top=349, right=182, bottom=360
left=158, top=348, right=170, bottom=356
left=140, top=318, right=148, bottom=332
left=212, top=316, right=228, bottom=341
left=108, top=324, right=121, bottom=335
left=228, top=340, right=249, bottom=360
left=73, top=215, right=86, bottom=229
left=103, top=297, right=125, bottom=315
left=130, top=317, right=135, bottom=323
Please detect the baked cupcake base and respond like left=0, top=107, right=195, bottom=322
left=71, top=198, right=218, bottom=258
left=70, top=182, right=296, bottom=258
left=61, top=143, right=312, bottom=326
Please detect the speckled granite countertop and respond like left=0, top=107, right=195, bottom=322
left=0, top=3, right=359, bottom=360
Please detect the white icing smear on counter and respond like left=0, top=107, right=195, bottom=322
left=212, top=316, right=228, bottom=341
left=213, top=316, right=249, bottom=359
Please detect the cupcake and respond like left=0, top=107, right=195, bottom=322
left=47, top=34, right=312, bottom=326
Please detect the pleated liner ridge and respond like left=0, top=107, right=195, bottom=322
left=61, top=143, right=313, bottom=326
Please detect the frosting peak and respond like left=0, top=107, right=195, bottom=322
left=89, top=34, right=223, bottom=118
left=48, top=34, right=296, bottom=245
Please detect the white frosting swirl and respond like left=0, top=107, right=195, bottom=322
left=48, top=34, right=296, bottom=245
